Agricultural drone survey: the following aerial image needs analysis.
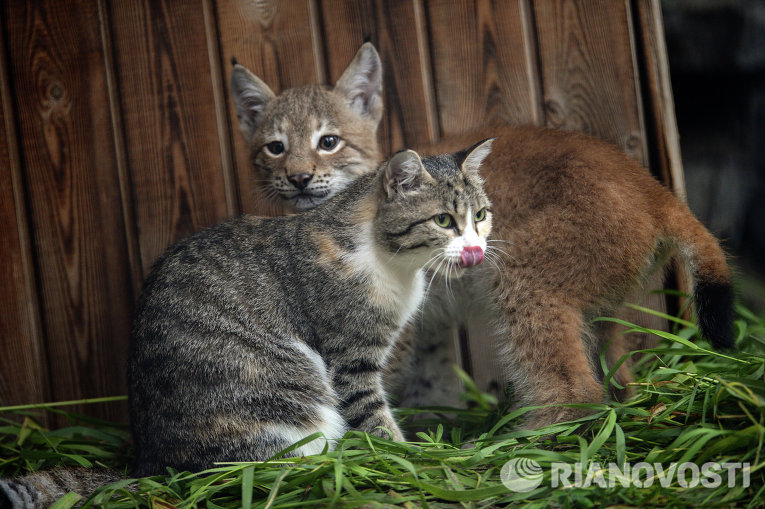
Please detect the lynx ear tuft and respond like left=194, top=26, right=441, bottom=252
left=230, top=64, right=276, bottom=141
left=457, top=138, right=495, bottom=175
left=383, top=150, right=432, bottom=199
left=335, top=42, right=383, bottom=125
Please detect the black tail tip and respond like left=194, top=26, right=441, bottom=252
left=231, top=56, right=239, bottom=67
left=695, top=281, right=735, bottom=350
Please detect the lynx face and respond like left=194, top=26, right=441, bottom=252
left=231, top=44, right=383, bottom=212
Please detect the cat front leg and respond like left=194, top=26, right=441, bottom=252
left=331, top=357, right=404, bottom=441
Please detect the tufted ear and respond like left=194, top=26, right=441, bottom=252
left=334, top=42, right=383, bottom=125
left=382, top=150, right=433, bottom=199
left=230, top=63, right=276, bottom=142
left=456, top=138, right=495, bottom=175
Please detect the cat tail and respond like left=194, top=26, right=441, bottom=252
left=0, top=467, right=123, bottom=509
left=662, top=197, right=734, bottom=350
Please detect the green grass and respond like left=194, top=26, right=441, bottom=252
left=2, top=302, right=764, bottom=508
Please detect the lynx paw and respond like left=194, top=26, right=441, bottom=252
left=522, top=405, right=596, bottom=432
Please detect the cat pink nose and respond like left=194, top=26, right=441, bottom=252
left=461, top=246, right=484, bottom=268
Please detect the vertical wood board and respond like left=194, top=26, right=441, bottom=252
left=532, top=0, right=648, bottom=165
left=108, top=0, right=232, bottom=273
left=4, top=0, right=134, bottom=419
left=0, top=19, right=49, bottom=408
left=633, top=0, right=686, bottom=196
left=427, top=0, right=542, bottom=137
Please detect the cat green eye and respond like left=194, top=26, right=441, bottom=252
left=318, top=135, right=339, bottom=151
left=474, top=208, right=487, bottom=222
left=265, top=141, right=285, bottom=155
left=434, top=213, right=454, bottom=228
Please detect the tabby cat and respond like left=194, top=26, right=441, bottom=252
left=229, top=43, right=733, bottom=429
left=128, top=142, right=493, bottom=475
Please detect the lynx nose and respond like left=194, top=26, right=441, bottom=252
left=461, top=246, right=484, bottom=268
left=288, top=173, right=313, bottom=191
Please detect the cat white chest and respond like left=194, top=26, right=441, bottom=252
left=348, top=225, right=426, bottom=326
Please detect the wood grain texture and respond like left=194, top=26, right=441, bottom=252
left=0, top=18, right=49, bottom=409
left=97, top=0, right=145, bottom=298
left=426, top=0, right=541, bottom=137
left=532, top=0, right=648, bottom=165
left=317, top=0, right=439, bottom=154
left=214, top=0, right=322, bottom=216
left=4, top=0, right=134, bottom=420
left=633, top=0, right=686, bottom=196
left=108, top=0, right=232, bottom=273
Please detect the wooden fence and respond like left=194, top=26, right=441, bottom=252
left=0, top=0, right=682, bottom=422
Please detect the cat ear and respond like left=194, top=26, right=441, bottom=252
left=334, top=42, right=383, bottom=124
left=230, top=63, right=276, bottom=141
left=383, top=150, right=433, bottom=199
left=457, top=138, right=495, bottom=175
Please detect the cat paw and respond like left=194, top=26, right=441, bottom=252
left=369, top=424, right=404, bottom=442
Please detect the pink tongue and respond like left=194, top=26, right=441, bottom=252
left=461, top=246, right=484, bottom=268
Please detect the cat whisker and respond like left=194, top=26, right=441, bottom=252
left=421, top=248, right=447, bottom=274
left=485, top=245, right=515, bottom=262
left=482, top=253, right=506, bottom=284
left=424, top=255, right=448, bottom=298
left=385, top=245, right=407, bottom=265
left=484, top=247, right=511, bottom=266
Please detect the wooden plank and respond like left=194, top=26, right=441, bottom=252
left=633, top=0, right=686, bottom=196
left=532, top=0, right=649, bottom=165
left=214, top=0, right=323, bottom=216
left=316, top=0, right=439, bottom=154
left=97, top=0, right=144, bottom=298
left=0, top=17, right=49, bottom=410
left=426, top=0, right=542, bottom=137
left=108, top=0, right=232, bottom=273
left=4, top=1, right=134, bottom=420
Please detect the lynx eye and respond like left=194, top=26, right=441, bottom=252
left=265, top=141, right=285, bottom=155
left=433, top=213, right=454, bottom=228
left=318, top=135, right=340, bottom=151
left=474, top=208, right=486, bottom=222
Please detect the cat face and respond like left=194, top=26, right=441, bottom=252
left=231, top=44, right=382, bottom=212
left=376, top=139, right=494, bottom=278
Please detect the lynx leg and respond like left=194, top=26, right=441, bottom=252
left=498, top=297, right=605, bottom=430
